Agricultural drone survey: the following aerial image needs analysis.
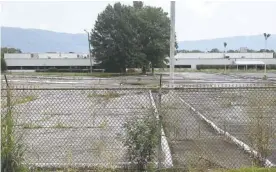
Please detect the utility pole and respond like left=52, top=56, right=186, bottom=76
left=169, top=1, right=175, bottom=88
left=84, top=29, right=93, bottom=73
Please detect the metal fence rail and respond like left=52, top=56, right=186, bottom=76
left=2, top=73, right=276, bottom=90
left=1, top=86, right=276, bottom=171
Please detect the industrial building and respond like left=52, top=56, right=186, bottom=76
left=4, top=53, right=92, bottom=70
left=4, top=52, right=276, bottom=70
left=173, top=52, right=276, bottom=69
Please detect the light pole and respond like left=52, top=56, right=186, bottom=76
left=263, top=33, right=271, bottom=77
left=263, top=33, right=271, bottom=58
left=84, top=29, right=93, bottom=73
left=169, top=1, right=175, bottom=88
left=223, top=42, right=227, bottom=71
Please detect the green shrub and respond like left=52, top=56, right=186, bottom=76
left=123, top=111, right=158, bottom=170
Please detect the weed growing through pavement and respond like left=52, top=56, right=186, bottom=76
left=54, top=121, right=71, bottom=129
left=87, top=91, right=120, bottom=100
left=1, top=95, right=37, bottom=108
left=22, top=123, right=42, bottom=129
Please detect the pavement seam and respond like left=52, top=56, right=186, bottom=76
left=178, top=96, right=276, bottom=167
left=149, top=90, right=173, bottom=168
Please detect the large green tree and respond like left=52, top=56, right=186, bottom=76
left=135, top=4, right=174, bottom=74
left=91, top=3, right=142, bottom=73
left=91, top=2, right=177, bottom=73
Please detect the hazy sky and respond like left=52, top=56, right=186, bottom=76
left=1, top=0, right=276, bottom=41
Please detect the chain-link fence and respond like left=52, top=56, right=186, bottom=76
left=2, top=73, right=276, bottom=90
left=1, top=85, right=276, bottom=171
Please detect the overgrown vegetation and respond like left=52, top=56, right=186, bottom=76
left=22, top=123, right=42, bottom=129
left=246, top=91, right=275, bottom=166
left=1, top=85, right=27, bottom=171
left=88, top=91, right=120, bottom=99
left=54, top=122, right=71, bottom=129
left=123, top=110, right=158, bottom=170
left=1, top=95, right=37, bottom=108
left=124, top=82, right=147, bottom=86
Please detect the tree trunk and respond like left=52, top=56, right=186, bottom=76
left=142, top=66, right=146, bottom=74
left=151, top=67, right=154, bottom=75
left=121, top=67, right=126, bottom=74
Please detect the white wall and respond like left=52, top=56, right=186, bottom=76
left=175, top=53, right=273, bottom=59
left=4, top=53, right=31, bottom=59
left=4, top=53, right=89, bottom=59
left=4, top=53, right=275, bottom=69
left=6, top=58, right=92, bottom=67
left=173, top=58, right=276, bottom=69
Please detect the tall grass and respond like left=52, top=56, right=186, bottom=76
left=246, top=91, right=275, bottom=166
left=1, top=85, right=27, bottom=171
left=1, top=95, right=37, bottom=108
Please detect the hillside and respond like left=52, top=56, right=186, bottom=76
left=1, top=27, right=275, bottom=52
left=1, top=27, right=88, bottom=53
left=178, top=35, right=276, bottom=51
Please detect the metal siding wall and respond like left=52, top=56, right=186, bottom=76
left=4, top=54, right=31, bottom=59
left=5, top=59, right=92, bottom=66
left=5, top=53, right=275, bottom=67
left=175, top=53, right=273, bottom=59
left=4, top=53, right=89, bottom=59
left=173, top=58, right=276, bottom=66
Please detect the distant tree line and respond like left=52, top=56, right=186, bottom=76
left=91, top=1, right=177, bottom=73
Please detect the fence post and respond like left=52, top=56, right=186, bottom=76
left=158, top=74, right=163, bottom=169
left=4, top=75, right=13, bottom=171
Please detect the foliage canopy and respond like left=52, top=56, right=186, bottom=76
left=91, top=2, right=177, bottom=73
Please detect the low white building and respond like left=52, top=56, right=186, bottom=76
left=4, top=52, right=276, bottom=70
left=174, top=52, right=273, bottom=59
left=4, top=53, right=95, bottom=70
left=171, top=53, right=275, bottom=69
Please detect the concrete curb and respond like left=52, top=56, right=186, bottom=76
left=149, top=90, right=173, bottom=168
left=179, top=97, right=275, bottom=167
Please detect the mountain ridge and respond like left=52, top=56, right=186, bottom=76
left=1, top=27, right=275, bottom=53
